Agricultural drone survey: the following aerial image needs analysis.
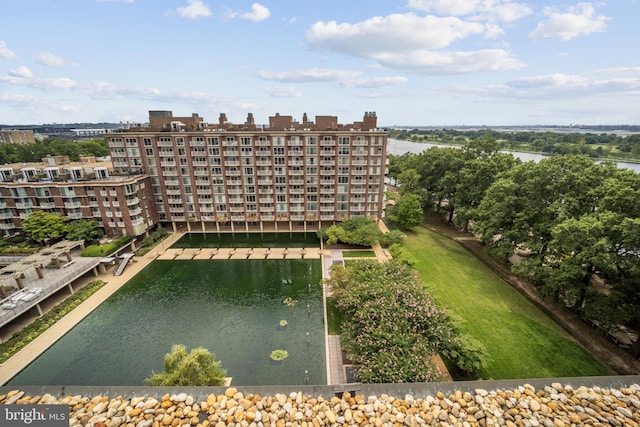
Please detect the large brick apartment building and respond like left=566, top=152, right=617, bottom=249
left=0, top=110, right=387, bottom=238
left=107, top=110, right=388, bottom=233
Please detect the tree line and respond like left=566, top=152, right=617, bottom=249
left=0, top=137, right=109, bottom=164
left=388, top=140, right=640, bottom=358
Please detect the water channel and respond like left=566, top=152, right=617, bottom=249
left=388, top=139, right=640, bottom=173
left=7, top=256, right=326, bottom=386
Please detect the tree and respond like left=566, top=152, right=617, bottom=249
left=393, top=194, right=423, bottom=229
left=396, top=168, right=422, bottom=196
left=146, top=344, right=226, bottom=386
left=21, top=211, right=69, bottom=244
left=65, top=220, right=103, bottom=242
left=319, top=217, right=383, bottom=246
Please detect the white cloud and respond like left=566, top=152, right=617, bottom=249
left=257, top=68, right=362, bottom=83
left=530, top=2, right=609, bottom=41
left=176, top=0, right=212, bottom=19
left=406, top=0, right=532, bottom=22
left=96, top=0, right=134, bottom=3
left=0, top=40, right=16, bottom=59
left=378, top=49, right=524, bottom=74
left=240, top=3, right=270, bottom=22
left=257, top=68, right=408, bottom=89
left=9, top=66, right=32, bottom=78
left=37, top=52, right=76, bottom=67
left=307, top=13, right=486, bottom=56
left=306, top=12, right=524, bottom=75
left=263, top=86, right=302, bottom=98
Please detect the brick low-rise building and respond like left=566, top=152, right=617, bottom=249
left=0, top=158, right=157, bottom=238
left=105, top=110, right=388, bottom=233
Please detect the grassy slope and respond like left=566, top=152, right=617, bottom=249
left=403, top=226, right=610, bottom=379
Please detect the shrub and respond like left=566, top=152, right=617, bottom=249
left=146, top=344, right=226, bottom=386
left=81, top=235, right=132, bottom=257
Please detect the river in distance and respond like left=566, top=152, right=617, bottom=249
left=388, top=139, right=640, bottom=173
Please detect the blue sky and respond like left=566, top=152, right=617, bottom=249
left=1, top=0, right=639, bottom=126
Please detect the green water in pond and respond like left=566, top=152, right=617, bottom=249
left=8, top=259, right=326, bottom=386
left=172, top=232, right=319, bottom=248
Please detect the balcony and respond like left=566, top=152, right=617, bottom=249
left=40, top=202, right=56, bottom=209
left=258, top=180, right=273, bottom=186
left=351, top=160, right=368, bottom=166
left=195, top=180, right=210, bottom=186
left=228, top=189, right=243, bottom=195
left=288, top=160, right=303, bottom=167
left=257, top=161, right=272, bottom=167
left=132, top=220, right=147, bottom=236
left=255, top=140, right=270, bottom=146
left=0, top=212, right=13, bottom=219
left=16, top=201, right=33, bottom=209
left=109, top=140, right=124, bottom=147
left=225, top=170, right=241, bottom=177
left=126, top=197, right=140, bottom=206
left=157, top=140, right=173, bottom=147
left=222, top=140, right=237, bottom=146
left=64, top=201, right=81, bottom=209
left=161, top=161, right=176, bottom=167
left=258, top=188, right=273, bottom=195
left=289, top=179, right=304, bottom=186
left=320, top=215, right=335, bottom=221
left=191, top=151, right=206, bottom=157
left=224, top=161, right=240, bottom=167
left=194, top=170, right=209, bottom=176
left=289, top=189, right=304, bottom=195
left=288, top=170, right=304, bottom=176
left=287, top=151, right=302, bottom=157
left=257, top=170, right=272, bottom=176
left=197, top=189, right=212, bottom=195
left=351, top=170, right=367, bottom=176
left=231, top=215, right=245, bottom=222
left=68, top=212, right=83, bottom=219
left=261, top=215, right=275, bottom=221
left=0, top=202, right=6, bottom=209
left=166, top=189, right=182, bottom=195
left=351, top=188, right=366, bottom=194
left=259, top=197, right=274, bottom=203
left=320, top=139, right=335, bottom=146
left=320, top=188, right=335, bottom=194
left=228, top=197, right=243, bottom=204
left=290, top=214, right=304, bottom=221
left=200, top=206, right=214, bottom=212
left=129, top=207, right=142, bottom=216
left=189, top=139, right=205, bottom=146
left=0, top=223, right=16, bottom=230
left=320, top=197, right=335, bottom=203
left=162, top=171, right=179, bottom=177
left=320, top=179, right=335, bottom=185
left=260, top=207, right=275, bottom=212
left=321, top=206, right=335, bottom=212
left=321, top=150, right=336, bottom=156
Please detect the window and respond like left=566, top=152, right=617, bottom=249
left=207, top=137, right=219, bottom=145
left=145, top=148, right=153, bottom=156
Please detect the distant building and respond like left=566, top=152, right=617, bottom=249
left=0, top=130, right=35, bottom=144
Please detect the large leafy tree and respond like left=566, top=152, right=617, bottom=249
left=21, top=211, right=70, bottom=244
left=146, top=344, right=226, bottom=386
left=393, top=194, right=423, bottom=229
left=65, top=220, right=103, bottom=242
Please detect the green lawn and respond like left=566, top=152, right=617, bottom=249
left=403, top=226, right=611, bottom=380
left=342, top=250, right=376, bottom=258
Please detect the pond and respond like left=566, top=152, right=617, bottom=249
left=172, top=232, right=320, bottom=248
left=7, top=259, right=326, bottom=386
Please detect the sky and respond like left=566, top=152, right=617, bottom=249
left=1, top=0, right=639, bottom=127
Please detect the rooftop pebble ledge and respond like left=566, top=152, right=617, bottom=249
left=2, top=377, right=640, bottom=427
